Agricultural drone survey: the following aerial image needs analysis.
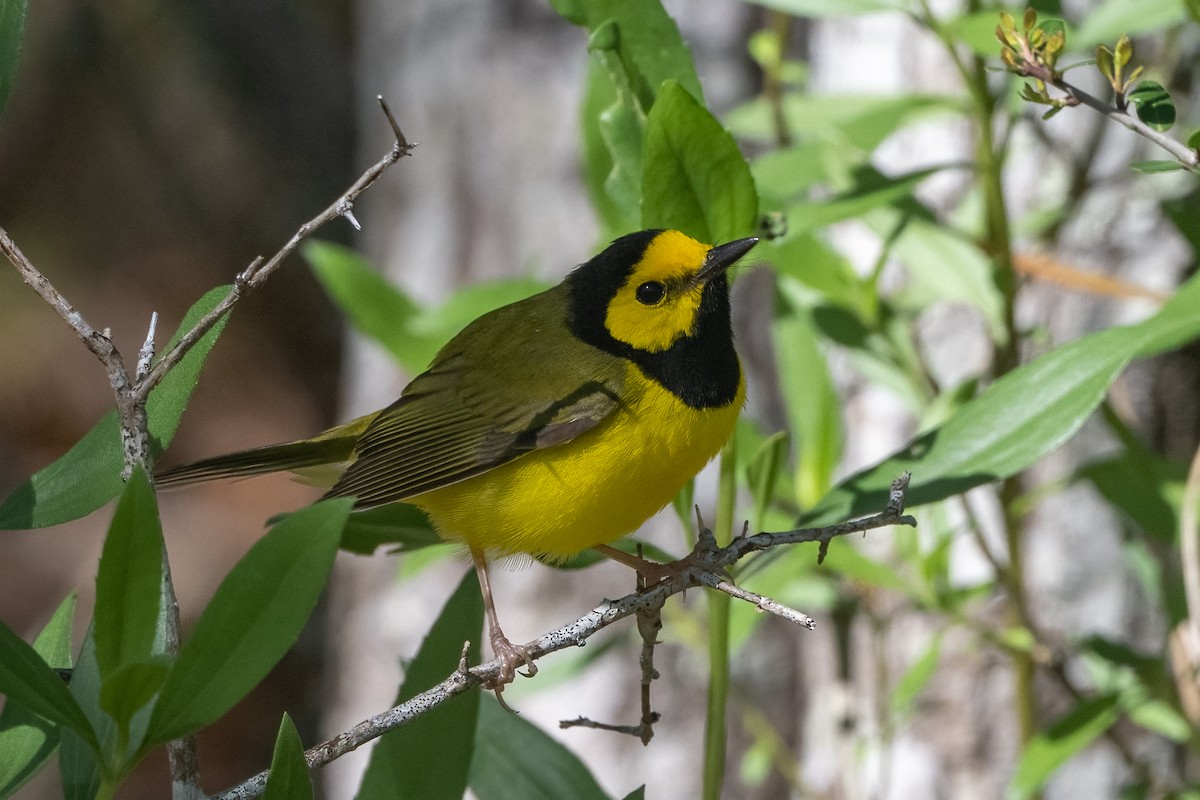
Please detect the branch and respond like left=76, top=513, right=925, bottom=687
left=1, top=97, right=415, bottom=800
left=134, top=99, right=416, bottom=402
left=214, top=475, right=917, bottom=800
left=1006, top=42, right=1200, bottom=171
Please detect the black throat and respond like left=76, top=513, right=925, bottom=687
left=566, top=232, right=741, bottom=410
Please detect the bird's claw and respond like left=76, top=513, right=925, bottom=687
left=487, top=631, right=537, bottom=690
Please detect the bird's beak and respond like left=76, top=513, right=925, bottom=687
left=693, top=236, right=759, bottom=288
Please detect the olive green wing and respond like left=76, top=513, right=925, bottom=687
left=325, top=289, right=625, bottom=508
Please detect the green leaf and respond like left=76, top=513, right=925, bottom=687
left=263, top=714, right=313, bottom=800
left=552, top=0, right=703, bottom=104
left=641, top=80, right=758, bottom=244
left=1128, top=81, right=1175, bottom=132
left=744, top=0, right=905, bottom=15
left=0, top=620, right=95, bottom=749
left=1125, top=698, right=1190, bottom=742
left=1009, top=694, right=1121, bottom=799
left=94, top=468, right=165, bottom=730
left=1079, top=452, right=1183, bottom=543
left=469, top=695, right=609, bottom=800
left=945, top=9, right=1027, bottom=57
left=1072, top=0, right=1187, bottom=48
left=0, top=0, right=28, bottom=115
left=145, top=499, right=350, bottom=745
left=783, top=165, right=946, bottom=239
left=1187, top=0, right=1200, bottom=24
left=339, top=503, right=441, bottom=555
left=1130, top=159, right=1183, bottom=174
left=0, top=286, right=233, bottom=529
left=306, top=241, right=548, bottom=374
left=773, top=279, right=843, bottom=509
left=305, top=241, right=423, bottom=372
left=0, top=594, right=75, bottom=797
left=892, top=631, right=943, bottom=717
left=727, top=94, right=962, bottom=151
left=819, top=539, right=920, bottom=598
left=357, top=571, right=483, bottom=800
left=804, top=273, right=1200, bottom=526
left=582, top=58, right=638, bottom=237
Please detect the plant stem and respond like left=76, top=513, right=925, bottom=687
left=701, top=436, right=739, bottom=799
left=967, top=52, right=1040, bottom=758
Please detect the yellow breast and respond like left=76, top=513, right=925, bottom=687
left=410, top=362, right=744, bottom=558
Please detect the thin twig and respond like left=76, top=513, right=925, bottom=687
left=214, top=486, right=916, bottom=800
left=1012, top=55, right=1200, bottom=170
left=1, top=99, right=416, bottom=800
left=134, top=132, right=416, bottom=402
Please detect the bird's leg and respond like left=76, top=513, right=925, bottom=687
left=594, top=543, right=709, bottom=585
left=471, top=548, right=537, bottom=688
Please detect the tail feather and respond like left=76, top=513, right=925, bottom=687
left=155, top=435, right=359, bottom=488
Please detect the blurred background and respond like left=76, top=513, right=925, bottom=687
left=3, top=0, right=1200, bottom=798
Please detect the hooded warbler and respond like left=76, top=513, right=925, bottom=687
left=158, top=228, right=758, bottom=684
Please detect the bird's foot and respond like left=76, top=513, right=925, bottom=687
left=487, top=629, right=537, bottom=690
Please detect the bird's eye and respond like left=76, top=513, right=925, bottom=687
left=635, top=281, right=666, bottom=306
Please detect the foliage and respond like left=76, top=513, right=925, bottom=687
left=2, top=0, right=1200, bottom=797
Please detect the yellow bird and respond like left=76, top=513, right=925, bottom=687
left=157, top=229, right=758, bottom=684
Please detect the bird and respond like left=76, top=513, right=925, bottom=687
left=157, top=228, right=758, bottom=686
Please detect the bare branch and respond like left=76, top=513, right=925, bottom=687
left=134, top=134, right=417, bottom=402
left=214, top=485, right=916, bottom=800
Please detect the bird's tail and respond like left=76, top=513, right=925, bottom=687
left=155, top=415, right=374, bottom=488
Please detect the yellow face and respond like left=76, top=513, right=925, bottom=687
left=603, top=230, right=714, bottom=353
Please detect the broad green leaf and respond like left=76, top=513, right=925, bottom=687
left=642, top=80, right=758, bottom=244
left=745, top=0, right=907, bottom=15
left=758, top=233, right=873, bottom=321
left=339, top=503, right=441, bottom=555
left=773, top=279, right=843, bottom=508
left=0, top=621, right=95, bottom=749
left=146, top=499, right=350, bottom=745
left=0, top=0, right=28, bottom=115
left=469, top=695, right=609, bottom=800
left=1072, top=0, right=1186, bottom=48
left=751, top=143, right=829, bottom=206
left=892, top=631, right=943, bottom=716
left=1009, top=694, right=1121, bottom=799
left=1188, top=0, right=1200, bottom=24
left=97, top=660, right=169, bottom=743
left=263, top=714, right=313, bottom=800
left=551, top=0, right=702, bottom=104
left=0, top=286, right=232, bottom=529
left=804, top=274, right=1200, bottom=526
left=357, top=571, right=483, bottom=800
left=0, top=594, right=75, bottom=798
left=1128, top=81, right=1175, bottom=132
left=94, top=468, right=164, bottom=727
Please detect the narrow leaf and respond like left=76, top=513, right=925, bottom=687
left=146, top=499, right=350, bottom=745
left=94, top=468, right=163, bottom=690
left=338, top=503, right=440, bottom=555
left=357, top=571, right=483, bottom=800
left=263, top=714, right=313, bottom=800
left=1009, top=694, right=1121, bottom=798
left=1130, top=160, right=1183, bottom=174
left=0, top=621, right=95, bottom=748
left=469, top=695, right=609, bottom=800
left=642, top=80, right=758, bottom=244
left=804, top=274, right=1200, bottom=525
left=0, top=0, right=28, bottom=115
left=0, top=594, right=75, bottom=797
left=0, top=286, right=233, bottom=529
